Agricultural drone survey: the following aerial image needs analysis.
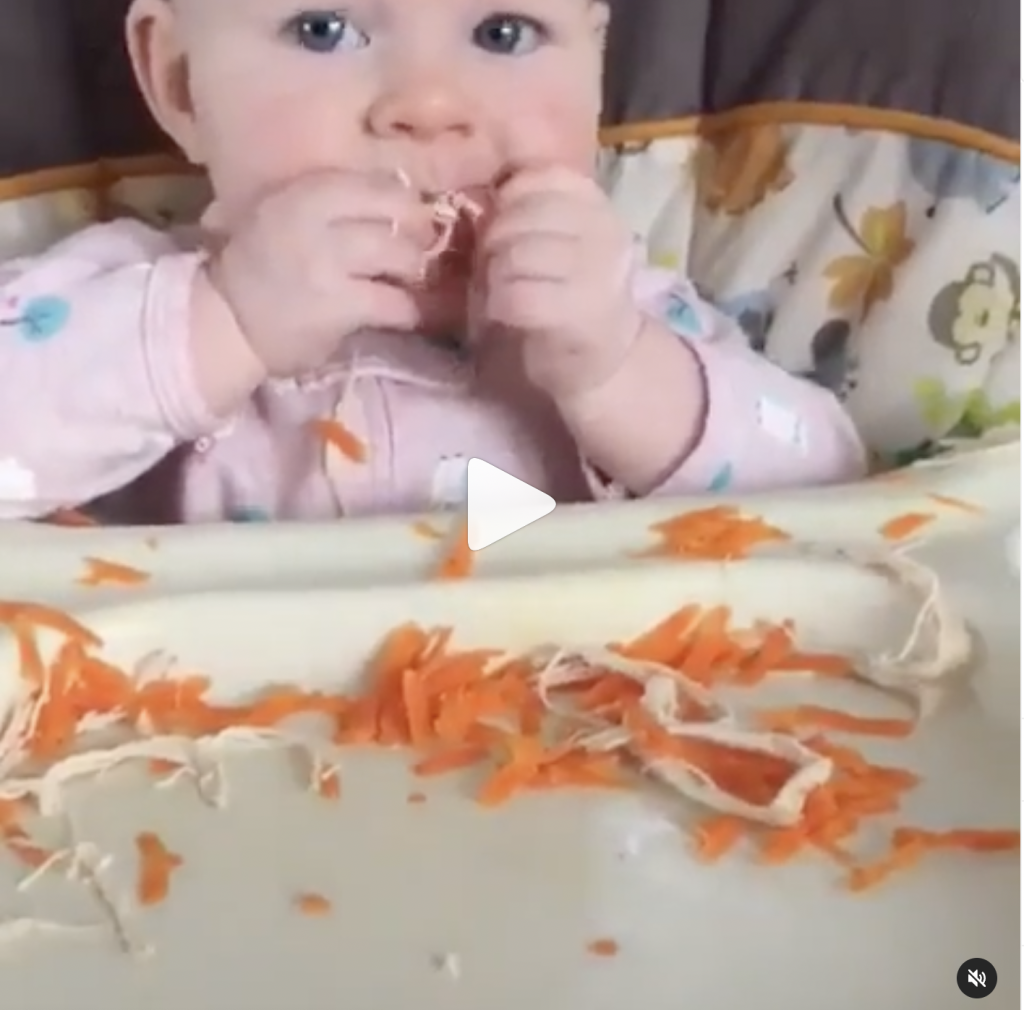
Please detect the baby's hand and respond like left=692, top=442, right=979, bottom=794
left=205, top=171, right=435, bottom=378
left=478, top=167, right=644, bottom=401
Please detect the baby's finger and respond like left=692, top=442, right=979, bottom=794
left=288, top=169, right=435, bottom=235
left=488, top=234, right=578, bottom=285
left=348, top=278, right=422, bottom=332
left=497, top=166, right=604, bottom=211
left=334, top=222, right=432, bottom=284
left=485, top=280, right=564, bottom=332
left=482, top=196, right=588, bottom=255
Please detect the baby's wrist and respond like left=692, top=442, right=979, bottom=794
left=555, top=316, right=698, bottom=422
left=189, top=262, right=267, bottom=418
left=555, top=316, right=709, bottom=494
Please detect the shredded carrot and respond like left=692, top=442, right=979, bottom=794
left=847, top=826, right=1021, bottom=891
left=148, top=758, right=183, bottom=778
left=878, top=512, right=936, bottom=542
left=758, top=705, right=915, bottom=739
left=434, top=519, right=474, bottom=579
left=0, top=596, right=1015, bottom=904
left=294, top=892, right=333, bottom=916
left=587, top=938, right=621, bottom=957
left=0, top=800, right=51, bottom=868
left=76, top=557, right=151, bottom=588
left=892, top=826, right=1020, bottom=853
left=676, top=605, right=734, bottom=684
left=3, top=832, right=51, bottom=868
left=0, top=601, right=102, bottom=647
left=643, top=506, right=791, bottom=561
left=135, top=831, right=184, bottom=906
left=769, top=651, right=852, bottom=677
left=315, top=767, right=341, bottom=800
left=310, top=418, right=367, bottom=464
left=926, top=492, right=985, bottom=516
left=692, top=815, right=747, bottom=862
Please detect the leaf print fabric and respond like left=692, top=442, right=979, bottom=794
left=822, top=198, right=916, bottom=319
left=695, top=124, right=795, bottom=216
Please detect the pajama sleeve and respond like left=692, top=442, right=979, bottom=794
left=621, top=269, right=868, bottom=495
left=0, top=221, right=221, bottom=519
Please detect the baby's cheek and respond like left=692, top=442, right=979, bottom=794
left=197, top=89, right=356, bottom=222
left=492, top=81, right=600, bottom=174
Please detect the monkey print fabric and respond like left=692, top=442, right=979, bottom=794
left=602, top=124, right=1020, bottom=467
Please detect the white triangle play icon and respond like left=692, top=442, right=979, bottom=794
left=466, top=458, right=556, bottom=552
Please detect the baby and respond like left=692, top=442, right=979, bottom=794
left=0, top=0, right=866, bottom=523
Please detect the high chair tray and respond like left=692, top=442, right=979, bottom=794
left=0, top=436, right=1016, bottom=608
left=0, top=555, right=1017, bottom=1009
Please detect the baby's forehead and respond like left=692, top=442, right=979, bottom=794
left=177, top=0, right=591, bottom=17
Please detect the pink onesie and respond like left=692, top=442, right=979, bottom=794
left=0, top=221, right=866, bottom=524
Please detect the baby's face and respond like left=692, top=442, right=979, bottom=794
left=140, top=0, right=607, bottom=224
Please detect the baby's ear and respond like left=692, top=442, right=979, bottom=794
left=125, top=0, right=205, bottom=165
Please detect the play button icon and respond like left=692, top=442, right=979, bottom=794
left=466, top=458, right=556, bottom=551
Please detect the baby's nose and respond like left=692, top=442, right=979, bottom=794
left=367, top=80, right=475, bottom=141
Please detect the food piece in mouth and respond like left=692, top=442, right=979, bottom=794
left=394, top=169, right=485, bottom=271
left=424, top=190, right=484, bottom=265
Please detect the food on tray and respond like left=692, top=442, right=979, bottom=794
left=294, top=892, right=332, bottom=917
left=0, top=550, right=1015, bottom=958
left=135, top=831, right=182, bottom=907
left=640, top=506, right=791, bottom=561
left=878, top=512, right=936, bottom=541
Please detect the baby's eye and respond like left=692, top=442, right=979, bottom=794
left=284, top=10, right=369, bottom=53
left=472, top=14, right=547, bottom=56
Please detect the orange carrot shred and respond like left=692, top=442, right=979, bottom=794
left=735, top=624, right=794, bottom=685
left=294, top=892, right=333, bottom=916
left=692, top=816, right=746, bottom=862
left=149, top=758, right=182, bottom=777
left=587, top=938, right=621, bottom=957
left=0, top=601, right=103, bottom=647
left=1, top=596, right=1015, bottom=903
left=316, top=767, right=342, bottom=800
left=770, top=651, right=852, bottom=677
left=135, top=831, right=184, bottom=906
left=310, top=418, right=367, bottom=463
left=615, top=604, right=702, bottom=665
left=758, top=705, right=914, bottom=738
left=643, top=506, right=790, bottom=561
left=676, top=605, right=733, bottom=683
left=434, top=519, right=474, bottom=579
left=893, top=827, right=1020, bottom=853
left=926, top=492, right=985, bottom=516
left=878, top=512, right=936, bottom=542
left=77, top=557, right=151, bottom=588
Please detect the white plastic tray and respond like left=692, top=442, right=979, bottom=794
left=0, top=438, right=1015, bottom=610
left=0, top=556, right=1018, bottom=1009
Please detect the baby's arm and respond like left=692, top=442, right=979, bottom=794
left=0, top=221, right=263, bottom=519
left=558, top=274, right=867, bottom=496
